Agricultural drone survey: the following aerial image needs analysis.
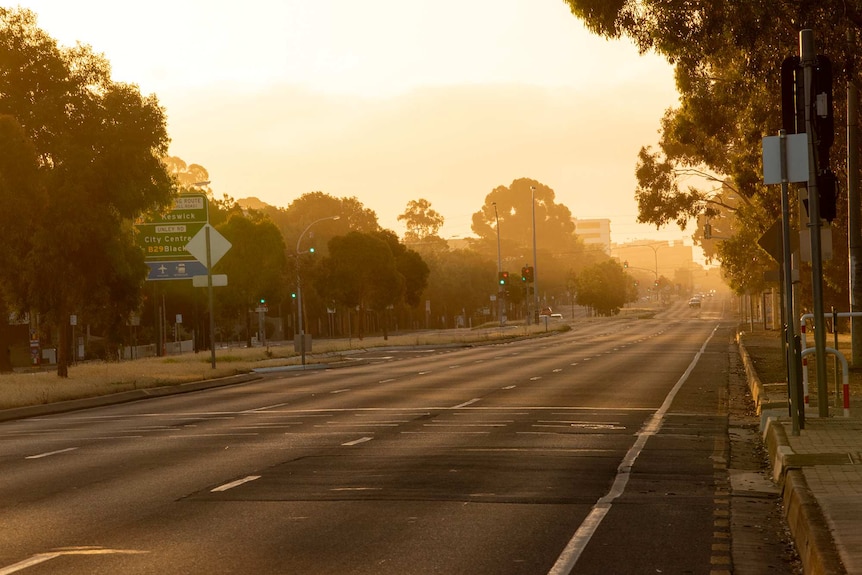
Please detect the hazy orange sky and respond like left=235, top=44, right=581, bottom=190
left=20, top=0, right=685, bottom=245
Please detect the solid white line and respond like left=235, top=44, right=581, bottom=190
left=378, top=378, right=396, bottom=384
left=342, top=436, right=373, bottom=446
left=400, top=431, right=490, bottom=435
left=452, top=398, right=481, bottom=408
left=211, top=475, right=261, bottom=493
left=241, top=402, right=290, bottom=413
left=330, top=388, right=351, bottom=394
left=0, top=552, right=60, bottom=574
left=0, top=548, right=148, bottom=575
left=422, top=423, right=507, bottom=428
left=25, top=447, right=78, bottom=460
left=547, top=325, right=718, bottom=575
left=320, top=422, right=399, bottom=427
left=166, top=433, right=258, bottom=438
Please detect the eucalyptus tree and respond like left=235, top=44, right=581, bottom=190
left=398, top=198, right=445, bottom=245
left=575, top=259, right=637, bottom=316
left=564, top=0, right=862, bottom=299
left=215, top=211, right=287, bottom=347
left=314, top=231, right=403, bottom=339
left=0, top=8, right=175, bottom=375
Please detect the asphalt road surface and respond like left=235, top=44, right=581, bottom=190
left=0, top=297, right=787, bottom=574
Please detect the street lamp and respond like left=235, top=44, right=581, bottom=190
left=530, top=185, right=539, bottom=322
left=296, top=215, right=340, bottom=367
left=492, top=202, right=503, bottom=326
left=614, top=242, right=664, bottom=302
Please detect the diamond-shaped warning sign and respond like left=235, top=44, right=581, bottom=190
left=185, top=224, right=231, bottom=268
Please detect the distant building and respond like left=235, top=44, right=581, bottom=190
left=610, top=240, right=697, bottom=281
left=573, top=218, right=611, bottom=253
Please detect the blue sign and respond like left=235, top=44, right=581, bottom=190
left=147, top=260, right=208, bottom=281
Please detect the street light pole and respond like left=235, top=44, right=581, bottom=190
left=530, top=186, right=539, bottom=321
left=613, top=242, right=664, bottom=302
left=493, top=202, right=503, bottom=326
left=296, top=215, right=340, bottom=367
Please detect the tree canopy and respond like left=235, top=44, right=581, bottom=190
left=471, top=178, right=577, bottom=258
left=575, top=260, right=636, bottom=316
left=0, top=8, right=175, bottom=375
left=563, top=0, right=862, bottom=301
left=215, top=211, right=287, bottom=347
left=398, top=198, right=445, bottom=244
left=315, top=231, right=404, bottom=338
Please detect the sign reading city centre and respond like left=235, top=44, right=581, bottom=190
left=136, top=193, right=209, bottom=280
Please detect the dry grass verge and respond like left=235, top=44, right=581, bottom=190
left=0, top=323, right=570, bottom=410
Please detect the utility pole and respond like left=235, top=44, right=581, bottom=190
left=847, top=30, right=862, bottom=366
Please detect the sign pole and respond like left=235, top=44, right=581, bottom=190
left=779, top=130, right=802, bottom=434
left=206, top=224, right=216, bottom=369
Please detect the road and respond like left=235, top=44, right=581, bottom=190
left=0, top=297, right=787, bottom=574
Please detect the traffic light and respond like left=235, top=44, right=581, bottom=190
left=260, top=298, right=266, bottom=304
left=291, top=292, right=297, bottom=299
left=309, top=247, right=315, bottom=254
left=813, top=56, right=834, bottom=167
left=521, top=267, right=528, bottom=282
left=623, top=260, right=628, bottom=269
left=498, top=271, right=509, bottom=286
left=818, top=169, right=838, bottom=223
left=781, top=54, right=834, bottom=166
left=523, top=266, right=534, bottom=283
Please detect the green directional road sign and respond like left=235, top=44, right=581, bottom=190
left=136, top=193, right=210, bottom=280
left=137, top=222, right=205, bottom=260
left=144, top=193, right=208, bottom=225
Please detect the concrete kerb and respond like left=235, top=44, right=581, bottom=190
left=737, top=334, right=847, bottom=575
left=782, top=469, right=848, bottom=575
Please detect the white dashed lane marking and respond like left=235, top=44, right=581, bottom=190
left=211, top=475, right=261, bottom=493
left=25, top=447, right=78, bottom=460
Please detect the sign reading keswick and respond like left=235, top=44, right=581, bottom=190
left=135, top=193, right=209, bottom=280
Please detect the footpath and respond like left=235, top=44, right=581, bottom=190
left=739, top=336, right=862, bottom=575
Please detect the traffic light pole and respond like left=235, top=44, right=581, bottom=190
left=801, top=29, right=830, bottom=417
left=493, top=202, right=504, bottom=327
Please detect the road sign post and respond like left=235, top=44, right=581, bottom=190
left=764, top=130, right=806, bottom=435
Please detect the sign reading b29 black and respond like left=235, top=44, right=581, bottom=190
left=135, top=193, right=209, bottom=280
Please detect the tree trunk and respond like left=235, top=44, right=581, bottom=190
left=245, top=307, right=253, bottom=348
left=56, top=318, right=69, bottom=378
left=0, top=300, right=14, bottom=372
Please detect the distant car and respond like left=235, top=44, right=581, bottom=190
left=688, top=297, right=702, bottom=308
left=539, top=308, right=564, bottom=319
